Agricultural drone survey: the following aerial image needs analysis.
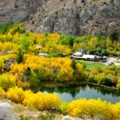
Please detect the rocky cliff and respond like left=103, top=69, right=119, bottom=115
left=0, top=0, right=120, bottom=36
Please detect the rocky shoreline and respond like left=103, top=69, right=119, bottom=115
left=0, top=101, right=95, bottom=120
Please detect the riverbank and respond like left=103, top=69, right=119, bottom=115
left=1, top=97, right=120, bottom=120
left=1, top=87, right=120, bottom=120
left=0, top=100, right=93, bottom=120
left=40, top=81, right=119, bottom=92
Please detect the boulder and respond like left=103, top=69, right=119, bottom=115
left=62, top=115, right=83, bottom=120
left=0, top=102, right=16, bottom=120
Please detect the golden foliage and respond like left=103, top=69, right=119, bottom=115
left=67, top=98, right=120, bottom=120
left=6, top=87, right=25, bottom=103
left=6, top=87, right=61, bottom=110
left=0, top=73, right=17, bottom=89
left=0, top=87, right=5, bottom=96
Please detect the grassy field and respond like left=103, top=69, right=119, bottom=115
left=78, top=61, right=106, bottom=69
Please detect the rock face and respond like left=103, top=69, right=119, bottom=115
left=0, top=102, right=16, bottom=120
left=0, top=0, right=120, bottom=36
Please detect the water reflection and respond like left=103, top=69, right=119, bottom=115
left=39, top=85, right=120, bottom=103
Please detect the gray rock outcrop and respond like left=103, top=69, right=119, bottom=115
left=0, top=102, right=16, bottom=120
left=0, top=0, right=120, bottom=36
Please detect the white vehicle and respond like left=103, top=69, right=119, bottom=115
left=70, top=52, right=83, bottom=59
left=38, top=53, right=48, bottom=57
left=70, top=52, right=104, bottom=62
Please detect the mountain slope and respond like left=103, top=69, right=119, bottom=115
left=0, top=0, right=120, bottom=36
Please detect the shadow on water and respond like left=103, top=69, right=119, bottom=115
left=39, top=85, right=120, bottom=103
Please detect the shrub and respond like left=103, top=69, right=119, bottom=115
left=59, top=35, right=75, bottom=46
left=0, top=73, right=16, bottom=90
left=87, top=76, right=97, bottom=83
left=116, top=83, right=120, bottom=91
left=6, top=87, right=25, bottom=103
left=59, top=102, right=68, bottom=115
left=73, top=63, right=86, bottom=81
left=17, top=80, right=30, bottom=89
left=110, top=30, right=119, bottom=42
left=16, top=48, right=25, bottom=63
left=88, top=49, right=96, bottom=55
left=23, top=92, right=61, bottom=110
left=0, top=87, right=5, bottom=96
left=67, top=99, right=115, bottom=119
left=101, top=77, right=113, bottom=86
left=9, top=24, right=24, bottom=34
left=0, top=23, right=12, bottom=34
left=6, top=87, right=61, bottom=110
left=101, top=49, right=109, bottom=56
left=48, top=53, right=61, bottom=57
left=112, top=102, right=120, bottom=119
left=0, top=59, right=4, bottom=73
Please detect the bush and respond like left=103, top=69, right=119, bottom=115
left=89, top=48, right=109, bottom=56
left=16, top=49, right=24, bottom=63
left=0, top=23, right=12, bottom=34
left=0, top=73, right=16, bottom=90
left=110, top=30, right=119, bottom=42
left=101, top=77, right=113, bottom=86
left=17, top=80, right=30, bottom=89
left=87, top=76, right=97, bottom=83
left=23, top=92, right=61, bottom=110
left=6, top=87, right=25, bottom=103
left=0, top=87, right=5, bottom=96
left=6, top=87, right=61, bottom=110
left=48, top=53, right=61, bottom=57
left=0, top=59, right=4, bottom=73
left=73, top=63, right=86, bottom=81
left=101, top=49, right=109, bottom=56
left=88, top=49, right=96, bottom=55
left=116, top=83, right=120, bottom=91
left=59, top=35, right=76, bottom=46
left=59, top=102, right=68, bottom=115
left=9, top=24, right=24, bottom=34
left=67, top=99, right=115, bottom=119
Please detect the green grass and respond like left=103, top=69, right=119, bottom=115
left=19, top=112, right=56, bottom=120
left=79, top=61, right=106, bottom=69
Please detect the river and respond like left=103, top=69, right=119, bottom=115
left=39, top=85, right=120, bottom=103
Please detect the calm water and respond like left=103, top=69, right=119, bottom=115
left=39, top=85, right=120, bottom=103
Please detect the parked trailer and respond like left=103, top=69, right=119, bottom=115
left=70, top=52, right=107, bottom=62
